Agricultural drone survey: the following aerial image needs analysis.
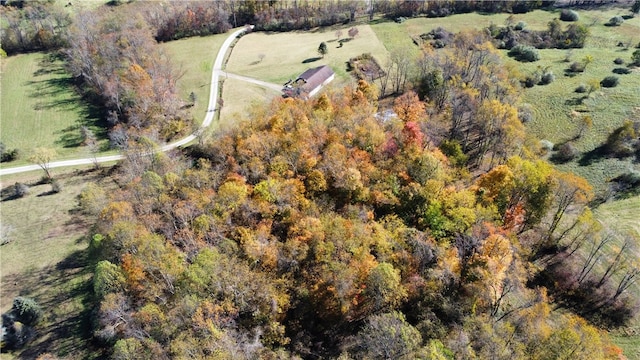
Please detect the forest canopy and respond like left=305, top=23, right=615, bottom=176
left=83, top=75, right=633, bottom=358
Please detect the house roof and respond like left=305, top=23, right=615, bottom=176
left=297, top=65, right=334, bottom=93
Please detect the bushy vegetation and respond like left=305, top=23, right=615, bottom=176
left=491, top=18, right=589, bottom=50
left=552, top=142, right=580, bottom=163
left=560, top=9, right=580, bottom=22
left=632, top=49, right=640, bottom=66
left=613, top=67, right=632, bottom=75
left=1, top=297, right=42, bottom=351
left=569, top=61, right=586, bottom=73
left=600, top=75, right=620, bottom=88
left=610, top=170, right=640, bottom=197
left=604, top=120, right=639, bottom=158
left=0, top=2, right=71, bottom=55
left=509, top=44, right=540, bottom=62
left=0, top=142, right=19, bottom=162
left=607, top=15, right=625, bottom=26
left=539, top=70, right=555, bottom=85
left=418, top=27, right=454, bottom=48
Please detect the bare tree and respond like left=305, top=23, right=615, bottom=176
left=28, top=147, right=57, bottom=181
left=576, top=233, right=614, bottom=285
left=390, top=47, right=413, bottom=94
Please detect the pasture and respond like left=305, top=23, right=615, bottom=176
left=0, top=53, right=109, bottom=166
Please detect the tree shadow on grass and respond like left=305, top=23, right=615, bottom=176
left=578, top=144, right=609, bottom=166
left=564, top=95, right=588, bottom=106
left=25, top=55, right=109, bottom=149
left=1, top=246, right=104, bottom=359
left=302, top=57, right=322, bottom=64
left=54, top=125, right=84, bottom=148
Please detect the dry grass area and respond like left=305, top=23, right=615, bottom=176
left=226, top=24, right=390, bottom=85
left=218, top=77, right=281, bottom=130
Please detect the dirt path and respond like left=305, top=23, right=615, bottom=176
left=0, top=26, right=253, bottom=177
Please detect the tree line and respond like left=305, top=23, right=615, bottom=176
left=2, top=0, right=561, bottom=56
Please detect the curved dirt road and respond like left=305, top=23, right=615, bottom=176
left=0, top=27, right=252, bottom=177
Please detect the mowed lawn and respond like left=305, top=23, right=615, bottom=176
left=225, top=24, right=390, bottom=86
left=219, top=77, right=281, bottom=129
left=0, top=53, right=108, bottom=165
left=160, top=33, right=228, bottom=128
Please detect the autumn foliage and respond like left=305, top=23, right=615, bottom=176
left=81, top=79, right=634, bottom=358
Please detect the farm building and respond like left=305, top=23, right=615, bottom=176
left=283, top=65, right=335, bottom=99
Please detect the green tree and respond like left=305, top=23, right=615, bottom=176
left=12, top=297, right=42, bottom=325
left=94, top=260, right=126, bottom=299
left=318, top=41, right=328, bottom=58
left=365, top=262, right=406, bottom=311
left=587, top=79, right=600, bottom=96
left=582, top=54, right=594, bottom=71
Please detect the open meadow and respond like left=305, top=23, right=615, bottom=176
left=225, top=24, right=390, bottom=86
left=0, top=53, right=111, bottom=166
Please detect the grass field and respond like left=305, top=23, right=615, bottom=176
left=219, top=77, right=281, bottom=129
left=226, top=24, right=390, bottom=86
left=0, top=53, right=111, bottom=166
left=0, top=168, right=113, bottom=359
left=160, top=33, right=228, bottom=129
left=511, top=10, right=640, bottom=192
left=611, top=331, right=640, bottom=360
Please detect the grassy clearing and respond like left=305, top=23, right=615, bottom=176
left=0, top=52, right=111, bottom=166
left=160, top=33, right=229, bottom=127
left=226, top=24, right=389, bottom=85
left=595, top=196, right=640, bottom=242
left=511, top=10, right=640, bottom=192
left=0, top=168, right=111, bottom=359
left=610, top=332, right=640, bottom=360
left=218, top=77, right=280, bottom=130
